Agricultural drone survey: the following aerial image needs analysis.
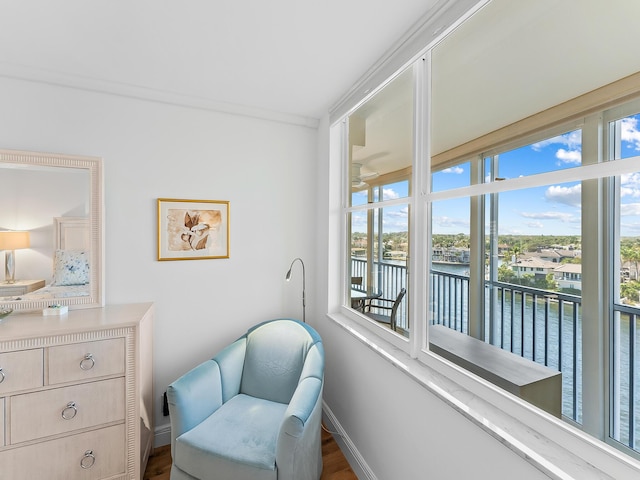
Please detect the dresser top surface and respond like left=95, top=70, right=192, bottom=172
left=0, top=303, right=153, bottom=342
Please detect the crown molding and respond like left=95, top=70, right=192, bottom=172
left=0, top=62, right=319, bottom=129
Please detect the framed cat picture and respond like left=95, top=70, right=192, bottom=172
left=157, top=198, right=230, bottom=261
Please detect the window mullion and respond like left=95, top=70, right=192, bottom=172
left=410, top=56, right=428, bottom=356
left=469, top=156, right=485, bottom=340
left=581, top=112, right=605, bottom=437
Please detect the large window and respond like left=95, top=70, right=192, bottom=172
left=430, top=128, right=586, bottom=422
left=426, top=105, right=640, bottom=455
left=345, top=68, right=413, bottom=339
left=609, top=105, right=640, bottom=453
left=334, top=0, right=640, bottom=467
left=342, top=81, right=640, bottom=459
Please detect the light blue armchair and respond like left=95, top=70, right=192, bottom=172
left=167, top=319, right=324, bottom=480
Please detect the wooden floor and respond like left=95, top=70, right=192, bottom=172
left=143, top=426, right=357, bottom=480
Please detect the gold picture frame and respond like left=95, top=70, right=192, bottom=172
left=157, top=198, right=230, bottom=261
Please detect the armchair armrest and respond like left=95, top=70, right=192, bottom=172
left=167, top=338, right=247, bottom=457
left=279, top=376, right=322, bottom=437
left=276, top=376, right=324, bottom=480
left=167, top=360, right=223, bottom=456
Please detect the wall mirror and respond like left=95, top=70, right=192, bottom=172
left=0, top=149, right=103, bottom=311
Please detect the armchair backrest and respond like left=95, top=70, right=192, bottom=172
left=240, top=319, right=324, bottom=404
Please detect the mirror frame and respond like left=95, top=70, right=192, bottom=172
left=0, top=149, right=104, bottom=311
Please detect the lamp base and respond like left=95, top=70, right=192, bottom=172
left=4, top=250, right=15, bottom=284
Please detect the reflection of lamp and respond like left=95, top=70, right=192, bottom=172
left=285, top=257, right=306, bottom=323
left=0, top=231, right=30, bottom=284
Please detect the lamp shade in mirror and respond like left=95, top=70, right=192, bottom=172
left=0, top=231, right=30, bottom=251
left=0, top=231, right=30, bottom=284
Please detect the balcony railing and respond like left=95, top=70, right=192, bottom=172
left=612, top=304, right=640, bottom=451
left=352, top=257, right=408, bottom=329
left=431, top=269, right=582, bottom=422
left=351, top=258, right=639, bottom=452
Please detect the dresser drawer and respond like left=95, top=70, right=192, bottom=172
left=0, top=423, right=126, bottom=480
left=0, top=349, right=43, bottom=395
left=47, top=338, right=125, bottom=384
left=10, top=377, right=125, bottom=444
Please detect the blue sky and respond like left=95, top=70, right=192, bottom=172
left=432, top=115, right=640, bottom=237
left=351, top=181, right=409, bottom=234
left=351, top=115, right=640, bottom=237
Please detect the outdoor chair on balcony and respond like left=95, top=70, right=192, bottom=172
left=351, top=276, right=365, bottom=309
left=167, top=318, right=325, bottom=480
left=365, top=287, right=406, bottom=331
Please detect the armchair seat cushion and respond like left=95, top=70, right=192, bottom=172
left=174, top=394, right=288, bottom=480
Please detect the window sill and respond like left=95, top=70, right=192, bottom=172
left=327, top=312, right=640, bottom=480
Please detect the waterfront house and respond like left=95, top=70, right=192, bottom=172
left=553, top=263, right=583, bottom=291
left=510, top=255, right=557, bottom=282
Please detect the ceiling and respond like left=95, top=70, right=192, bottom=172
left=347, top=0, right=640, bottom=180
left=0, top=0, right=444, bottom=125
left=351, top=67, right=414, bottom=178
left=431, top=0, right=640, bottom=156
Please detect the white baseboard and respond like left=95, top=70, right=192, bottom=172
left=154, top=421, right=172, bottom=448
left=322, top=402, right=377, bottom=480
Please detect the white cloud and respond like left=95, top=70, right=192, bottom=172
left=555, top=148, right=581, bottom=164
left=621, top=117, right=640, bottom=151
left=386, top=208, right=408, bottom=219
left=618, top=172, right=640, bottom=202
left=621, top=187, right=640, bottom=198
left=381, top=207, right=409, bottom=231
left=620, top=203, right=640, bottom=216
left=532, top=130, right=582, bottom=152
left=442, top=166, right=464, bottom=174
left=521, top=211, right=575, bottom=221
left=622, top=171, right=640, bottom=184
left=620, top=221, right=640, bottom=235
left=351, top=211, right=366, bottom=221
left=499, top=226, right=524, bottom=235
left=382, top=188, right=399, bottom=200
left=526, top=221, right=544, bottom=229
left=545, top=184, right=582, bottom=207
left=434, top=216, right=470, bottom=229
left=531, top=131, right=582, bottom=165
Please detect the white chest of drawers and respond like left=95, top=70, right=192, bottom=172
left=0, top=303, right=153, bottom=480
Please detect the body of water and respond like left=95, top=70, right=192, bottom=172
left=431, top=262, right=639, bottom=450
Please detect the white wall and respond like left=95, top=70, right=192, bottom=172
left=0, top=75, right=556, bottom=478
left=320, top=321, right=549, bottom=480
left=0, top=76, right=318, bottom=433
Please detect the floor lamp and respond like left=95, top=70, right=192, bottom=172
left=0, top=231, right=30, bottom=284
left=285, top=257, right=306, bottom=323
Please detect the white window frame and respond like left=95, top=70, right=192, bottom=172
left=327, top=2, right=640, bottom=476
left=339, top=63, right=418, bottom=353
left=331, top=62, right=640, bottom=480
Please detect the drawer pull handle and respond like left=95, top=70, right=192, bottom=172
left=80, top=353, right=95, bottom=370
left=0, top=367, right=4, bottom=384
left=80, top=450, right=95, bottom=469
left=62, top=401, right=78, bottom=420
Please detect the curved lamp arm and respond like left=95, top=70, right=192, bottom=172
left=285, top=257, right=306, bottom=323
